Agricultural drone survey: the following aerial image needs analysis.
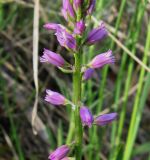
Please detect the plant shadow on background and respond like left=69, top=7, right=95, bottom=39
left=0, top=0, right=150, bottom=160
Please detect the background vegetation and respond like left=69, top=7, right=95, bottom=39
left=0, top=0, right=150, bottom=160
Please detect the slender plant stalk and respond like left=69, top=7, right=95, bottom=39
left=110, top=0, right=144, bottom=158
left=109, top=0, right=127, bottom=155
left=110, top=1, right=148, bottom=159
left=1, top=77, right=25, bottom=160
left=123, top=21, right=150, bottom=160
left=89, top=0, right=127, bottom=159
left=73, top=49, right=83, bottom=159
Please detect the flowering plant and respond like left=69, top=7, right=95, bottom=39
left=40, top=0, right=117, bottom=159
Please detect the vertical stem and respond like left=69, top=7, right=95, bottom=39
left=73, top=50, right=83, bottom=160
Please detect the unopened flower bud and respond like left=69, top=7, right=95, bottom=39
left=94, top=113, right=118, bottom=126
left=89, top=50, right=115, bottom=69
left=40, top=48, right=65, bottom=67
left=48, top=145, right=70, bottom=160
left=87, top=0, right=96, bottom=15
left=80, top=106, right=94, bottom=127
left=74, top=0, right=81, bottom=9
left=74, top=20, right=86, bottom=35
left=62, top=0, right=75, bottom=21
left=86, top=22, right=108, bottom=45
left=83, top=68, right=94, bottom=81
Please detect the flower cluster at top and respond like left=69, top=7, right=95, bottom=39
left=40, top=0, right=117, bottom=159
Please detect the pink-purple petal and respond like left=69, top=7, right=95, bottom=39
left=80, top=106, right=94, bottom=127
left=94, top=113, right=118, bottom=126
left=83, top=68, right=94, bottom=81
left=86, top=22, right=108, bottom=45
left=89, top=50, right=115, bottom=69
left=45, top=90, right=66, bottom=106
left=40, top=48, right=65, bottom=67
left=48, top=145, right=70, bottom=160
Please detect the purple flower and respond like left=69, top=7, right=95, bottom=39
left=61, top=158, right=70, bottom=160
left=43, top=23, right=60, bottom=31
left=89, top=50, right=115, bottom=69
left=40, top=48, right=65, bottom=67
left=74, top=20, right=86, bottom=35
left=61, top=8, right=68, bottom=21
left=94, top=113, right=118, bottom=126
left=83, top=68, right=94, bottom=81
left=55, top=26, right=76, bottom=50
left=48, top=145, right=70, bottom=160
left=80, top=106, right=94, bottom=127
left=62, top=0, right=75, bottom=20
left=45, top=90, right=66, bottom=105
left=86, top=22, right=108, bottom=45
left=87, top=0, right=96, bottom=15
left=74, top=0, right=81, bottom=9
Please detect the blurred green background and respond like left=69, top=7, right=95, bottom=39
left=0, top=0, right=150, bottom=160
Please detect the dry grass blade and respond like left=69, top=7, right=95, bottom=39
left=92, top=16, right=150, bottom=73
left=32, top=0, right=40, bottom=135
left=1, top=128, right=19, bottom=160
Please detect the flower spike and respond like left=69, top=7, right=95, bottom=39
left=48, top=145, right=70, bottom=160
left=94, top=113, right=118, bottom=126
left=45, top=90, right=66, bottom=106
left=86, top=21, right=108, bottom=45
left=80, top=106, right=94, bottom=127
left=89, top=50, right=115, bottom=69
left=40, top=48, right=65, bottom=67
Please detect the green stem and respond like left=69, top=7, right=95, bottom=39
left=73, top=51, right=83, bottom=160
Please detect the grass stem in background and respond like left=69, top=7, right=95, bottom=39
left=123, top=20, right=150, bottom=160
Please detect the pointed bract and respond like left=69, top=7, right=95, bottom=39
left=80, top=106, right=94, bottom=127
left=45, top=90, right=66, bottom=106
left=94, top=113, right=118, bottom=126
left=40, top=48, right=65, bottom=67
left=48, top=145, right=70, bottom=160
left=86, top=22, right=108, bottom=45
left=89, top=50, right=115, bottom=69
